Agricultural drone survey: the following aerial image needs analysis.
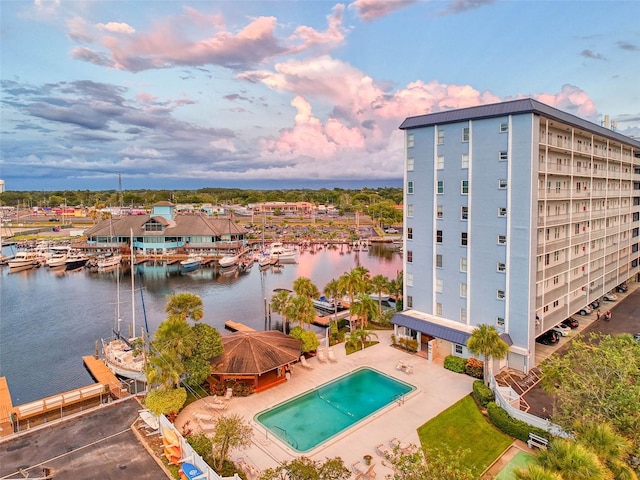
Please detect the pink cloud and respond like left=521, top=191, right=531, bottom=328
left=67, top=16, right=94, bottom=43
left=290, top=4, right=347, bottom=50
left=351, top=0, right=417, bottom=22
left=96, top=22, right=135, bottom=35
left=529, top=84, right=597, bottom=120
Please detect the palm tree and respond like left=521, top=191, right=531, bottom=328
left=323, top=278, right=343, bottom=317
left=292, top=276, right=320, bottom=300
left=338, top=267, right=370, bottom=306
left=536, top=438, right=611, bottom=480
left=514, top=464, right=563, bottom=480
left=388, top=271, right=403, bottom=310
left=270, top=289, right=292, bottom=332
left=345, top=327, right=378, bottom=351
left=466, top=324, right=509, bottom=386
left=285, top=295, right=316, bottom=329
left=147, top=317, right=193, bottom=388
left=350, top=293, right=378, bottom=329
left=165, top=292, right=204, bottom=323
left=369, top=274, right=390, bottom=319
left=574, top=422, right=637, bottom=480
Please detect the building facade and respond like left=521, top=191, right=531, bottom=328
left=392, top=98, right=640, bottom=373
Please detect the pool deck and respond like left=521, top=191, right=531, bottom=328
left=175, top=329, right=475, bottom=478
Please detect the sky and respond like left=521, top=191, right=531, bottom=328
left=1, top=0, right=639, bottom=192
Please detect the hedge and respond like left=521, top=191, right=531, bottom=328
left=486, top=401, right=550, bottom=443
left=443, top=355, right=466, bottom=373
left=472, top=380, right=494, bottom=407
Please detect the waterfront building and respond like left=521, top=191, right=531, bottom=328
left=85, top=201, right=248, bottom=255
left=392, top=98, right=640, bottom=373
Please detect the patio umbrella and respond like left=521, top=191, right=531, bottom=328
left=211, top=330, right=302, bottom=375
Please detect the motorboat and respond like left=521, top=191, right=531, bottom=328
left=268, top=242, right=298, bottom=263
left=180, top=254, right=203, bottom=272
left=65, top=252, right=90, bottom=270
left=219, top=253, right=240, bottom=268
left=312, top=296, right=345, bottom=313
left=7, top=251, right=40, bottom=270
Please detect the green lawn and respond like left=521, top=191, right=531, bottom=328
left=417, top=395, right=513, bottom=475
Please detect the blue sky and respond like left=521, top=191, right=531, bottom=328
left=1, top=0, right=639, bottom=192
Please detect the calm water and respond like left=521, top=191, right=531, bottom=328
left=0, top=244, right=401, bottom=405
left=255, top=367, right=414, bottom=452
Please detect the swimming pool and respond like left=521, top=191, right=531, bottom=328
left=255, top=367, right=415, bottom=452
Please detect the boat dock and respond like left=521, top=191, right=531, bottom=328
left=224, top=320, right=256, bottom=332
left=313, top=309, right=355, bottom=327
left=83, top=355, right=132, bottom=399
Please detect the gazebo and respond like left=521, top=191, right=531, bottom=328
left=208, top=330, right=302, bottom=393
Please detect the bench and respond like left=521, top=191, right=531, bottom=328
left=527, top=432, right=549, bottom=450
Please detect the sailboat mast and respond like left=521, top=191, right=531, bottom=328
left=130, top=229, right=135, bottom=338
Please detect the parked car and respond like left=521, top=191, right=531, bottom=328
left=552, top=324, right=571, bottom=337
left=536, top=330, right=559, bottom=345
left=616, top=283, right=628, bottom=293
left=385, top=228, right=399, bottom=234
left=589, top=299, right=600, bottom=309
left=561, top=317, right=579, bottom=329
left=602, top=292, right=618, bottom=301
left=577, top=305, right=592, bottom=316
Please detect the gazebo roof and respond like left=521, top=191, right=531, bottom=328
left=211, top=330, right=302, bottom=375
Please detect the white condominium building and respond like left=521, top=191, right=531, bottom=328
left=393, top=98, right=640, bottom=373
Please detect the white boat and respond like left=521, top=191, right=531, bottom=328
left=268, top=242, right=298, bottom=263
left=7, top=251, right=40, bottom=269
left=65, top=252, right=90, bottom=270
left=369, top=293, right=391, bottom=302
left=102, top=231, right=147, bottom=382
left=219, top=253, right=240, bottom=268
left=180, top=254, right=203, bottom=272
left=97, top=252, right=122, bottom=269
left=312, top=296, right=344, bottom=313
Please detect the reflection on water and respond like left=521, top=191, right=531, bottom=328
left=0, top=244, right=401, bottom=404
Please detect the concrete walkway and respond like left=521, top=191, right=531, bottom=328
left=177, top=330, right=474, bottom=478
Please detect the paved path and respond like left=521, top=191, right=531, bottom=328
left=177, top=329, right=474, bottom=478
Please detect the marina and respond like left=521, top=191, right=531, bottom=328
left=0, top=243, right=401, bottom=406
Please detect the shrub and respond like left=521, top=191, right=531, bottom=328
left=443, top=355, right=466, bottom=374
left=391, top=334, right=397, bottom=346
left=406, top=338, right=419, bottom=352
left=465, top=358, right=484, bottom=379
left=486, top=402, right=550, bottom=443
left=472, top=380, right=494, bottom=407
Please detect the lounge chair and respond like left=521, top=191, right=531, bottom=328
left=375, top=443, right=393, bottom=458
left=300, top=355, right=314, bottom=369
left=317, top=348, right=327, bottom=363
left=224, top=387, right=233, bottom=400
left=390, top=437, right=412, bottom=453
left=327, top=347, right=337, bottom=363
left=193, top=411, right=215, bottom=422
left=237, top=458, right=260, bottom=479
left=352, top=460, right=376, bottom=478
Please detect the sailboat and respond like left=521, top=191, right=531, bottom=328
left=101, top=230, right=147, bottom=382
left=97, top=219, right=122, bottom=269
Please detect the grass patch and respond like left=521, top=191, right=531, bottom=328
left=418, top=395, right=512, bottom=475
left=345, top=340, right=379, bottom=355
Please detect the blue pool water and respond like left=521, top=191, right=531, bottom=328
left=255, top=367, right=415, bottom=452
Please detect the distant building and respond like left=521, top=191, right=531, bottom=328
left=85, top=201, right=248, bottom=255
left=0, top=179, right=4, bottom=193
left=393, top=98, right=640, bottom=373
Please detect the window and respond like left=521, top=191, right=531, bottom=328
left=454, top=344, right=463, bottom=354
left=436, top=302, right=443, bottom=316
left=406, top=273, right=413, bottom=286
left=460, top=308, right=467, bottom=322
left=499, top=151, right=508, bottom=161
left=461, top=153, right=469, bottom=168
left=406, top=296, right=413, bottom=308
left=461, top=180, right=469, bottom=195
left=460, top=283, right=467, bottom=298
left=436, top=254, right=443, bottom=268
left=407, top=181, right=414, bottom=194
left=437, top=129, right=444, bottom=145
left=497, top=289, right=505, bottom=300
left=498, top=234, right=506, bottom=245
left=496, top=317, right=505, bottom=327
left=498, top=207, right=507, bottom=217
left=407, top=227, right=413, bottom=240
left=437, top=180, right=444, bottom=194
left=437, top=155, right=444, bottom=169
left=461, top=232, right=468, bottom=246
left=462, top=127, right=469, bottom=142
left=407, top=250, right=413, bottom=263
left=460, top=257, right=467, bottom=272
left=498, top=179, right=508, bottom=189
left=407, top=204, right=414, bottom=218
left=497, top=262, right=506, bottom=272
left=436, top=278, right=443, bottom=292
left=461, top=206, right=468, bottom=220
left=499, top=122, right=508, bottom=133
left=435, top=205, right=443, bottom=219
left=407, top=133, right=414, bottom=148
left=436, top=230, right=443, bottom=243
left=407, top=157, right=414, bottom=171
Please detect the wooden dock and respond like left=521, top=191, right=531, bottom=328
left=0, top=377, right=13, bottom=437
left=313, top=310, right=355, bottom=327
left=83, top=355, right=131, bottom=399
left=224, top=321, right=256, bottom=332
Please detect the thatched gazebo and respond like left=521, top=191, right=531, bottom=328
left=208, top=330, right=302, bottom=393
